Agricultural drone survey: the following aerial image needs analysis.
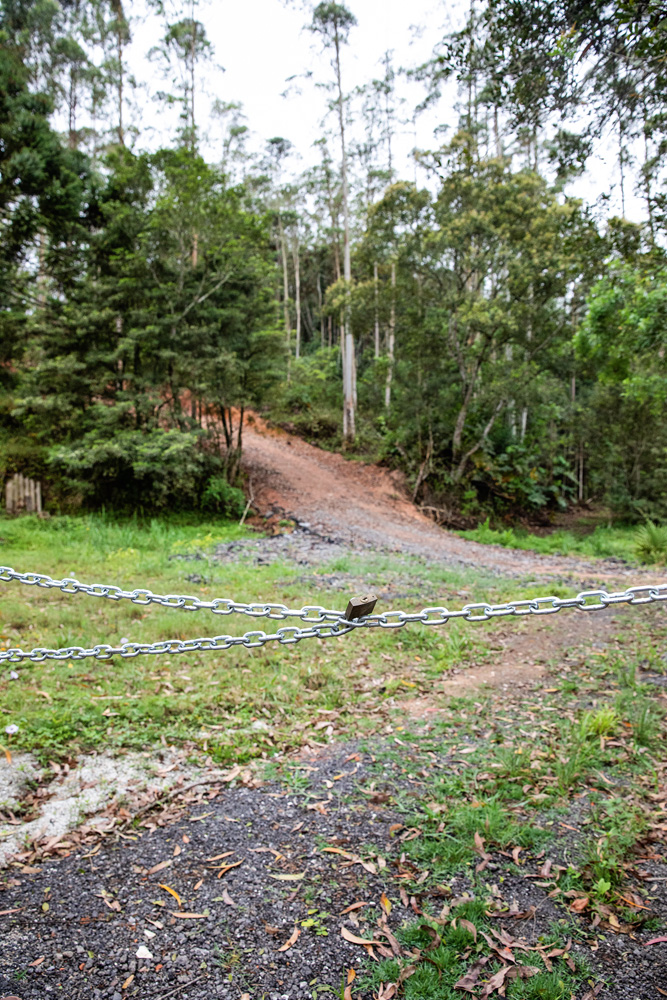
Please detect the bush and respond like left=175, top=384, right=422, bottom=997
left=635, top=520, right=667, bottom=564
left=48, top=424, right=241, bottom=514
left=201, top=475, right=246, bottom=518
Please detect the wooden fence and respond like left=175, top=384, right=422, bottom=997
left=5, top=473, right=42, bottom=515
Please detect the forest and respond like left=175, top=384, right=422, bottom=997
left=1, top=0, right=666, bottom=525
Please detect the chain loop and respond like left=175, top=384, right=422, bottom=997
left=0, top=565, right=665, bottom=662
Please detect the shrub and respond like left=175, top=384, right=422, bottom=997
left=201, top=475, right=246, bottom=518
left=635, top=520, right=667, bottom=564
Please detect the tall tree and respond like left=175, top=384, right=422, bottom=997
left=310, top=2, right=357, bottom=441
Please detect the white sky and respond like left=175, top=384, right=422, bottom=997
left=120, top=0, right=641, bottom=221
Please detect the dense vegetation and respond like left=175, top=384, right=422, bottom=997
left=1, top=0, right=666, bottom=522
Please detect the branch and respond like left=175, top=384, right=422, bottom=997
left=453, top=398, right=505, bottom=483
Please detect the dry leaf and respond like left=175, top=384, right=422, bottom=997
left=206, top=851, right=234, bottom=862
left=380, top=892, right=392, bottom=915
left=341, top=927, right=382, bottom=947
left=147, top=859, right=172, bottom=876
left=170, top=911, right=208, bottom=919
left=222, top=888, right=235, bottom=906
left=479, top=964, right=538, bottom=999
left=0, top=908, right=22, bottom=916
left=217, top=859, right=244, bottom=878
left=29, top=957, right=45, bottom=967
left=122, top=973, right=135, bottom=989
left=458, top=918, right=478, bottom=942
left=194, top=878, right=203, bottom=891
left=268, top=871, right=304, bottom=881
left=340, top=901, right=369, bottom=914
left=569, top=896, right=589, bottom=913
left=158, top=883, right=182, bottom=909
left=278, top=926, right=300, bottom=952
left=454, top=956, right=489, bottom=993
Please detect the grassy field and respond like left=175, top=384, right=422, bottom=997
left=0, top=512, right=520, bottom=763
left=1, top=514, right=666, bottom=999
left=458, top=518, right=667, bottom=564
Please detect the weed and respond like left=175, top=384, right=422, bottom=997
left=634, top=520, right=667, bottom=564
left=580, top=707, right=618, bottom=739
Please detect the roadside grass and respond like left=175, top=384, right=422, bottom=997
left=458, top=519, right=648, bottom=564
left=0, top=513, right=532, bottom=763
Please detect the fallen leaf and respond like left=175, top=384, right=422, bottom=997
left=158, top=884, right=182, bottom=909
left=221, top=888, right=235, bottom=906
left=122, top=973, right=135, bottom=989
left=193, top=879, right=203, bottom=891
left=268, top=872, right=304, bottom=881
left=147, top=859, right=172, bottom=876
left=341, top=927, right=382, bottom=947
left=278, top=926, right=300, bottom=952
left=340, top=901, right=369, bottom=914
left=458, top=918, right=478, bottom=942
left=479, top=964, right=538, bottom=999
left=569, top=896, right=589, bottom=913
left=170, top=911, right=208, bottom=919
left=216, top=859, right=244, bottom=878
left=206, top=851, right=234, bottom=862
left=29, top=956, right=45, bottom=967
left=0, top=908, right=22, bottom=916
left=454, top=956, right=489, bottom=992
left=377, top=983, right=397, bottom=1000
left=380, top=892, right=392, bottom=916
left=581, top=985, right=603, bottom=1000
left=645, top=936, right=667, bottom=945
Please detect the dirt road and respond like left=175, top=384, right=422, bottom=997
left=241, top=414, right=638, bottom=586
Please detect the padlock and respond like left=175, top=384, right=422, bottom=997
left=344, top=594, right=378, bottom=620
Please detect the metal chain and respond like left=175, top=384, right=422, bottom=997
left=0, top=565, right=665, bottom=662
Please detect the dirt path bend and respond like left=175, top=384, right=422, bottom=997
left=241, top=415, right=645, bottom=587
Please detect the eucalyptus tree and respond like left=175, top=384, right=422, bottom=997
left=149, top=0, right=214, bottom=149
left=309, top=1, right=357, bottom=441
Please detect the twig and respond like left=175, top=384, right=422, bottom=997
left=239, top=476, right=254, bottom=527
left=155, top=974, right=207, bottom=999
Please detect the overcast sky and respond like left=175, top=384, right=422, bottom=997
left=122, top=0, right=640, bottom=221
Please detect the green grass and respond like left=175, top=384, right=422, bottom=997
left=0, top=513, right=500, bottom=762
left=458, top=518, right=645, bottom=563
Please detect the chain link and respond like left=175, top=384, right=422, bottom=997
left=0, top=565, right=665, bottom=663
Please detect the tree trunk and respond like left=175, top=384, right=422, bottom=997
left=373, top=261, right=380, bottom=359
left=452, top=399, right=504, bottom=483
left=293, top=238, right=301, bottom=359
left=384, top=261, right=396, bottom=409
left=279, top=217, right=290, bottom=377
left=317, top=273, right=325, bottom=348
left=112, top=0, right=125, bottom=145
left=334, top=28, right=355, bottom=441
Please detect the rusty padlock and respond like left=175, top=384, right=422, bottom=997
left=344, top=593, right=378, bottom=621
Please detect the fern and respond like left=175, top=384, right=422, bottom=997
left=635, top=520, right=667, bottom=564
